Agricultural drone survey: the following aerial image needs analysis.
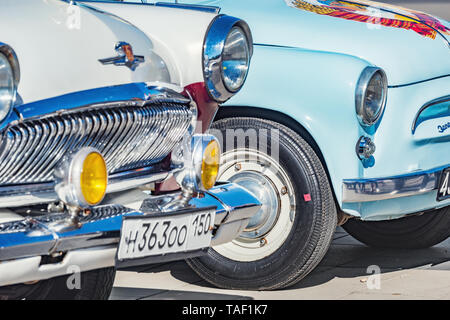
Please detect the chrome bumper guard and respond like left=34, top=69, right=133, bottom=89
left=342, top=164, right=448, bottom=203
left=0, top=183, right=261, bottom=262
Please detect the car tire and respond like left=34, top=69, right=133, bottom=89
left=43, top=267, right=116, bottom=300
left=343, top=206, right=450, bottom=249
left=0, top=267, right=116, bottom=300
left=186, top=117, right=337, bottom=290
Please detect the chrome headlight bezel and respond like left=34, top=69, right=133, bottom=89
left=355, top=67, right=388, bottom=127
left=203, top=15, right=253, bottom=103
left=0, top=43, right=20, bottom=122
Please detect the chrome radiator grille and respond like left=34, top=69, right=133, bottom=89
left=0, top=100, right=193, bottom=185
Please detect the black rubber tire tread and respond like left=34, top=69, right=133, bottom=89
left=186, top=117, right=337, bottom=290
left=44, top=267, right=116, bottom=300
left=343, top=206, right=450, bottom=249
left=0, top=279, right=55, bottom=300
left=0, top=268, right=115, bottom=300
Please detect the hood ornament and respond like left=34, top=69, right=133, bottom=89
left=99, top=42, right=145, bottom=71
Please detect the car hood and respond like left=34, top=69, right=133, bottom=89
left=0, top=0, right=172, bottom=104
left=195, top=0, right=450, bottom=86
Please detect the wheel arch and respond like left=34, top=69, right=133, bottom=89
left=214, top=45, right=375, bottom=211
left=215, top=105, right=340, bottom=209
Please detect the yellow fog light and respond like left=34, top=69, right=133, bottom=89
left=201, top=140, right=220, bottom=190
left=173, top=134, right=221, bottom=193
left=80, top=152, right=107, bottom=205
left=55, top=147, right=108, bottom=208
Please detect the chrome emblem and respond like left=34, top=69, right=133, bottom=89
left=99, top=42, right=145, bottom=71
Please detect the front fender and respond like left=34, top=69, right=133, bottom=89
left=222, top=44, right=372, bottom=209
left=80, top=1, right=217, bottom=87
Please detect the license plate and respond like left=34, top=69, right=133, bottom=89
left=437, top=168, right=450, bottom=201
left=117, top=208, right=215, bottom=265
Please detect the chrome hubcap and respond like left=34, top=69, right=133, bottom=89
left=213, top=149, right=296, bottom=261
left=229, top=171, right=279, bottom=239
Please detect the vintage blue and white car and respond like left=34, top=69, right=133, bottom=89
left=0, top=0, right=259, bottom=299
left=100, top=0, right=450, bottom=290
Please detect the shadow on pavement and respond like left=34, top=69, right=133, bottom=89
left=110, top=286, right=253, bottom=300
left=125, top=228, right=450, bottom=292
left=289, top=244, right=450, bottom=290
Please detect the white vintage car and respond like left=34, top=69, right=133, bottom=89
left=0, top=0, right=258, bottom=299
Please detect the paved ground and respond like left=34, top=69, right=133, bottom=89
left=110, top=0, right=450, bottom=300
left=110, top=227, right=450, bottom=300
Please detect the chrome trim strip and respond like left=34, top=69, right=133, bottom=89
left=412, top=95, right=450, bottom=134
left=14, top=84, right=190, bottom=121
left=75, top=1, right=221, bottom=14
left=0, top=183, right=261, bottom=261
left=155, top=2, right=221, bottom=14
left=342, top=165, right=448, bottom=203
left=0, top=165, right=172, bottom=208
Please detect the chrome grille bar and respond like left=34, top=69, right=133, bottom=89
left=0, top=100, right=193, bottom=185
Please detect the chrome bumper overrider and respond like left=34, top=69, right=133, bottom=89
left=342, top=165, right=448, bottom=203
left=0, top=183, right=261, bottom=262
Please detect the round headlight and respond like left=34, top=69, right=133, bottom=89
left=356, top=67, right=388, bottom=126
left=0, top=52, right=15, bottom=122
left=55, top=147, right=108, bottom=208
left=222, top=27, right=250, bottom=92
left=203, top=15, right=253, bottom=102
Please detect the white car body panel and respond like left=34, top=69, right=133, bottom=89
left=0, top=0, right=214, bottom=104
left=81, top=2, right=216, bottom=88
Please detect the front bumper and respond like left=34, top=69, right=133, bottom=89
left=342, top=164, right=450, bottom=220
left=343, top=164, right=448, bottom=203
left=0, top=183, right=261, bottom=283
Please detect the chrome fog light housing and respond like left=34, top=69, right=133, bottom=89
left=0, top=43, right=20, bottom=122
left=203, top=15, right=253, bottom=102
left=54, top=147, right=108, bottom=208
left=173, top=134, right=221, bottom=192
left=356, top=67, right=388, bottom=126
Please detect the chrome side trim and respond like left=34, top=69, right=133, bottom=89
left=75, top=1, right=220, bottom=14
left=342, top=165, right=448, bottom=203
left=155, top=2, right=221, bottom=14
left=412, top=95, right=450, bottom=134
left=0, top=183, right=261, bottom=261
